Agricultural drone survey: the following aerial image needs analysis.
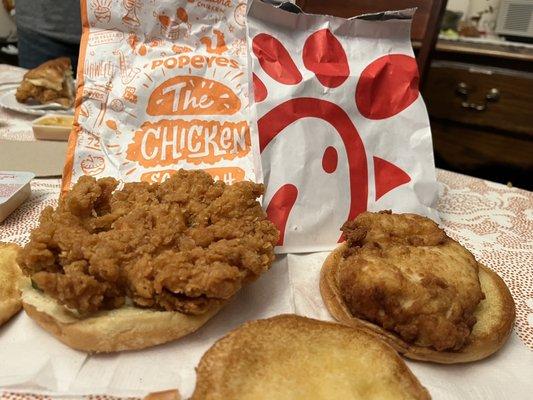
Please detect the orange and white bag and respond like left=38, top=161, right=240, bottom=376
left=63, top=0, right=259, bottom=190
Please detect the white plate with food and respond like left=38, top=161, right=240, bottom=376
left=0, top=89, right=73, bottom=116
left=0, top=57, right=75, bottom=116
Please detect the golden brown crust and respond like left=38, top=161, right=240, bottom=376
left=23, top=57, right=71, bottom=83
left=21, top=281, right=222, bottom=353
left=19, top=172, right=278, bottom=315
left=192, top=315, right=431, bottom=400
left=0, top=243, right=23, bottom=327
left=320, top=244, right=516, bottom=363
left=16, top=57, right=74, bottom=106
left=144, top=390, right=181, bottom=400
left=339, top=211, right=484, bottom=351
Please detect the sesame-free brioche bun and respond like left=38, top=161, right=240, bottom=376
left=144, top=390, right=181, bottom=400
left=0, top=243, right=23, bottom=327
left=20, top=279, right=222, bottom=353
left=320, top=244, right=515, bottom=364
left=191, top=315, right=431, bottom=400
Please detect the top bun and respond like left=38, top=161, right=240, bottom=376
left=192, top=315, right=431, bottom=399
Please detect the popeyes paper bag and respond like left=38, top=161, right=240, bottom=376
left=63, top=0, right=260, bottom=190
left=248, top=1, right=440, bottom=253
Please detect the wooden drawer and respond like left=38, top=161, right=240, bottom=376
left=431, top=120, right=533, bottom=189
left=424, top=61, right=533, bottom=137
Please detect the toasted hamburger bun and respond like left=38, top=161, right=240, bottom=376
left=144, top=390, right=181, bottom=400
left=320, top=244, right=515, bottom=364
left=20, top=279, right=222, bottom=353
left=0, top=243, right=23, bottom=327
left=192, top=315, right=431, bottom=400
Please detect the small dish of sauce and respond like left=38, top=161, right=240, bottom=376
left=32, top=114, right=74, bottom=141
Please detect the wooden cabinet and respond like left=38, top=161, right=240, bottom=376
left=424, top=45, right=533, bottom=190
left=425, top=62, right=532, bottom=136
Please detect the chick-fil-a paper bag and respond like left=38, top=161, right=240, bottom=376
left=248, top=1, right=439, bottom=253
left=63, top=0, right=261, bottom=191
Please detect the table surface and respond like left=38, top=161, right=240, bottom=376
left=418, top=37, right=533, bottom=62
left=1, top=64, right=532, bottom=399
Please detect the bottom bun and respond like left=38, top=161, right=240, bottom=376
left=320, top=244, right=515, bottom=364
left=21, top=280, right=222, bottom=353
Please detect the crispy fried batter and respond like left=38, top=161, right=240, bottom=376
left=338, top=211, right=484, bottom=352
left=15, top=80, right=73, bottom=107
left=18, top=170, right=278, bottom=315
left=15, top=57, right=74, bottom=107
left=0, top=243, right=24, bottom=326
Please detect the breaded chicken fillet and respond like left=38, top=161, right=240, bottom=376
left=18, top=170, right=278, bottom=315
left=337, top=211, right=484, bottom=351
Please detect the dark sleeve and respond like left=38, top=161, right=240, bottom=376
left=15, top=0, right=82, bottom=44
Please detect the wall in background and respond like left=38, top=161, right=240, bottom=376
left=447, top=0, right=471, bottom=18
left=447, top=0, right=501, bottom=36
left=0, top=4, right=16, bottom=42
left=471, top=0, right=501, bottom=35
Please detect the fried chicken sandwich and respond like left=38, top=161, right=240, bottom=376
left=17, top=170, right=278, bottom=352
left=320, top=211, right=515, bottom=363
left=16, top=57, right=75, bottom=107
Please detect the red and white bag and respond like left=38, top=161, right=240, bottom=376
left=248, top=1, right=439, bottom=253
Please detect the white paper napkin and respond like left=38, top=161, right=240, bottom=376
left=287, top=252, right=533, bottom=400
left=1, top=253, right=531, bottom=399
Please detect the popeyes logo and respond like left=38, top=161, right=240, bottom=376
left=147, top=75, right=240, bottom=116
left=126, top=119, right=251, bottom=167
left=151, top=55, right=239, bottom=71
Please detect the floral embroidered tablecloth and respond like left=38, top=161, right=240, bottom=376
left=1, top=171, right=531, bottom=399
left=0, top=63, right=531, bottom=399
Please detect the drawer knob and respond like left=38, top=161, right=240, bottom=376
left=455, top=82, right=500, bottom=112
left=486, top=88, right=500, bottom=101
left=456, top=82, right=470, bottom=96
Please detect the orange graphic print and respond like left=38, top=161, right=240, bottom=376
left=172, top=45, right=193, bottom=54
left=84, top=60, right=115, bottom=79
left=203, top=167, right=245, bottom=184
left=115, top=49, right=140, bottom=84
left=141, top=167, right=245, bottom=184
left=88, top=30, right=123, bottom=46
left=123, top=87, right=138, bottom=103
left=158, top=7, right=191, bottom=40
left=122, top=0, right=141, bottom=27
left=200, top=30, right=228, bottom=55
left=110, top=99, right=125, bottom=112
left=91, top=0, right=111, bottom=23
left=81, top=155, right=106, bottom=176
left=128, top=34, right=147, bottom=56
left=126, top=119, right=251, bottom=167
left=234, top=3, right=246, bottom=27
left=80, top=104, right=90, bottom=117
left=128, top=35, right=161, bottom=56
left=83, top=82, right=112, bottom=127
left=106, top=119, right=118, bottom=130
left=147, top=76, right=240, bottom=116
